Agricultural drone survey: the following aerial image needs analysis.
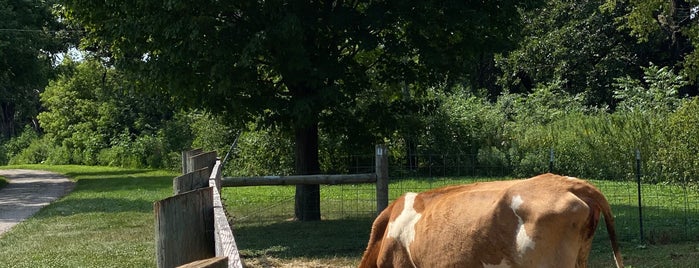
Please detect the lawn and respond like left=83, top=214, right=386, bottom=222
left=0, top=165, right=176, bottom=268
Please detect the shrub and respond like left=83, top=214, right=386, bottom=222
left=658, top=97, right=699, bottom=184
left=3, top=126, right=40, bottom=161
left=44, top=144, right=72, bottom=165
left=8, top=138, right=52, bottom=165
left=227, top=126, right=294, bottom=176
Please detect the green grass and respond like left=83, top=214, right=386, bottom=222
left=0, top=165, right=177, bottom=268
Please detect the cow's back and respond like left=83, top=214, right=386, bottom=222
left=359, top=174, right=622, bottom=268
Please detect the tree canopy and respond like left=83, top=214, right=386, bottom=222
left=62, top=0, right=543, bottom=220
left=0, top=0, right=71, bottom=139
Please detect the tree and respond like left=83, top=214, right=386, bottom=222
left=0, top=0, right=70, bottom=140
left=602, top=0, right=698, bottom=89
left=63, top=0, right=542, bottom=221
left=38, top=59, right=179, bottom=166
left=496, top=0, right=647, bottom=107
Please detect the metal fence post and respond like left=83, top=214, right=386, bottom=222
left=375, top=145, right=389, bottom=215
left=549, top=148, right=555, bottom=173
left=636, top=149, right=644, bottom=243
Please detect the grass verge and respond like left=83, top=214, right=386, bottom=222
left=0, top=165, right=177, bottom=268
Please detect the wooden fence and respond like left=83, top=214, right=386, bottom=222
left=222, top=144, right=390, bottom=214
left=154, top=145, right=388, bottom=267
left=154, top=150, right=243, bottom=268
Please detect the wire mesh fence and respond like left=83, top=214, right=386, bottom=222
left=222, top=150, right=699, bottom=244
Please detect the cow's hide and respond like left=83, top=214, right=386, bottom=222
left=358, top=173, right=624, bottom=268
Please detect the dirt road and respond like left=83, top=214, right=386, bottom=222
left=0, top=169, right=74, bottom=236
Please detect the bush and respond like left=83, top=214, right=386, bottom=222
left=8, top=137, right=53, bottom=165
left=226, top=126, right=294, bottom=176
left=658, top=97, right=699, bottom=184
left=44, top=144, right=72, bottom=165
left=3, top=126, right=40, bottom=162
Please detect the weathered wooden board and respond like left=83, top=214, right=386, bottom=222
left=173, top=167, right=211, bottom=194
left=154, top=187, right=215, bottom=268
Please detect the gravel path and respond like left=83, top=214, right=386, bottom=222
left=0, top=169, right=75, bottom=236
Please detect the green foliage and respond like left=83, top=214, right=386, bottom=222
left=602, top=0, right=699, bottom=82
left=613, top=64, right=687, bottom=112
left=0, top=0, right=72, bottom=140
left=659, top=97, right=699, bottom=184
left=494, top=64, right=696, bottom=183
left=62, top=1, right=545, bottom=205
left=189, top=112, right=236, bottom=155
left=494, top=84, right=590, bottom=176
left=9, top=59, right=189, bottom=169
left=8, top=137, right=53, bottom=165
left=227, top=126, right=294, bottom=177
left=497, top=0, right=639, bottom=105
left=2, top=126, right=41, bottom=164
left=418, top=88, right=507, bottom=171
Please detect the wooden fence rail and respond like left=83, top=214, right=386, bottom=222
left=154, top=150, right=243, bottom=268
left=222, top=144, right=390, bottom=215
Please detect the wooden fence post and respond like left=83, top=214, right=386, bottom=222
left=154, top=187, right=215, bottom=268
left=188, top=151, right=217, bottom=174
left=173, top=168, right=211, bottom=195
left=182, top=149, right=204, bottom=174
left=375, top=144, right=389, bottom=214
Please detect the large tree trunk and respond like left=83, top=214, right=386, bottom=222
left=293, top=121, right=321, bottom=221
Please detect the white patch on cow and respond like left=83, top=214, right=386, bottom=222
left=482, top=259, right=511, bottom=268
left=387, top=192, right=422, bottom=261
left=566, top=176, right=577, bottom=180
left=510, top=195, right=535, bottom=257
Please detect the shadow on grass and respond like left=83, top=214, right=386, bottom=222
left=70, top=176, right=172, bottom=193
left=32, top=175, right=173, bottom=218
left=34, top=197, right=157, bottom=217
left=63, top=169, right=153, bottom=179
left=234, top=218, right=374, bottom=260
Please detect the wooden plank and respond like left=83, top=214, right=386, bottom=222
left=154, top=187, right=215, bottom=268
left=173, top=167, right=211, bottom=194
left=182, top=149, right=204, bottom=174
left=189, top=151, right=217, bottom=173
left=221, top=173, right=377, bottom=187
left=176, top=256, right=228, bottom=268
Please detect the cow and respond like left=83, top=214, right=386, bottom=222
left=359, top=173, right=624, bottom=268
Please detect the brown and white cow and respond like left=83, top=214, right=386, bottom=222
left=359, top=173, right=623, bottom=268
